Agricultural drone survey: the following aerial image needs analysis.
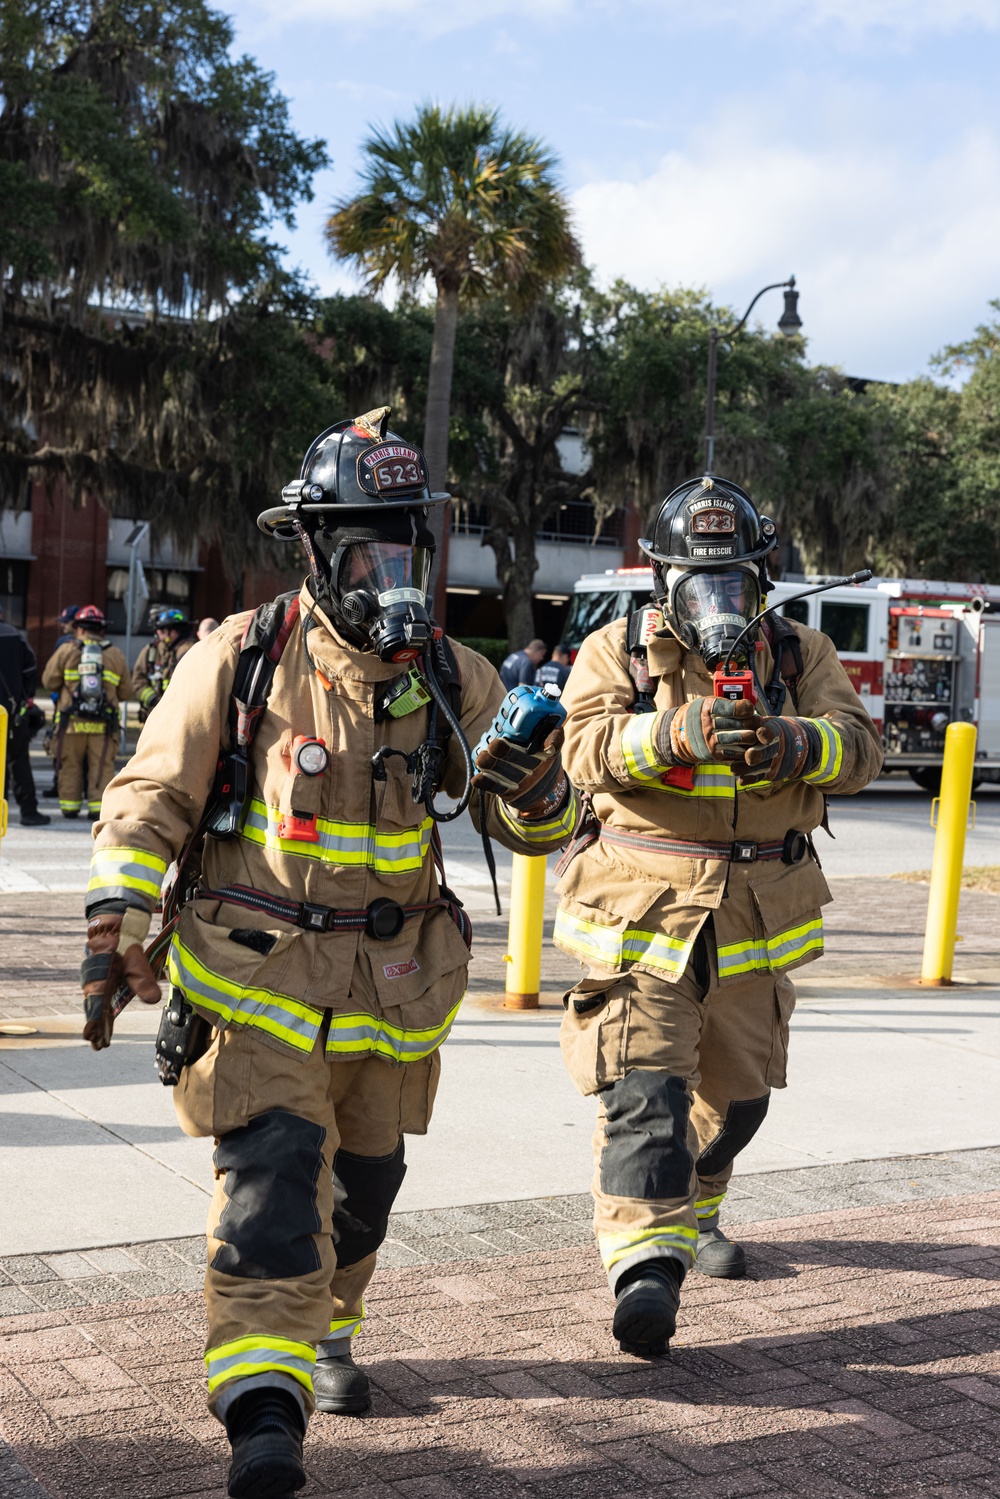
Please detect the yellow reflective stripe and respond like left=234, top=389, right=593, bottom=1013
left=64, top=669, right=80, bottom=681
left=241, top=798, right=432, bottom=872
left=328, top=1311, right=364, bottom=1338
left=599, top=1225, right=699, bottom=1270
left=620, top=713, right=665, bottom=783
left=67, top=720, right=108, bottom=733
left=497, top=794, right=577, bottom=844
left=717, top=917, right=824, bottom=977
left=804, top=718, right=844, bottom=786
left=102, top=670, right=121, bottom=685
left=554, top=909, right=692, bottom=976
left=324, top=996, right=463, bottom=1063
left=695, top=1193, right=727, bottom=1219
left=87, top=847, right=168, bottom=901
left=206, top=1336, right=315, bottom=1394
left=167, top=937, right=323, bottom=1053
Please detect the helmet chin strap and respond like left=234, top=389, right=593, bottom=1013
left=295, top=520, right=372, bottom=648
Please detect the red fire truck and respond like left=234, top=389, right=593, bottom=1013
left=564, top=569, right=1000, bottom=792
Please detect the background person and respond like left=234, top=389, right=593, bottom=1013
left=42, top=606, right=131, bottom=818
left=499, top=637, right=547, bottom=690
left=535, top=642, right=572, bottom=693
left=197, top=616, right=221, bottom=640
left=0, top=607, right=49, bottom=826
left=133, top=608, right=195, bottom=719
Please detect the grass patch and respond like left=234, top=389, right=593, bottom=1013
left=891, top=866, right=1000, bottom=895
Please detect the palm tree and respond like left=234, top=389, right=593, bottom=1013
left=325, top=103, right=580, bottom=620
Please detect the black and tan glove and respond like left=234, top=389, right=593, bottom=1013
left=735, top=715, right=822, bottom=785
left=80, top=906, right=161, bottom=1051
left=655, top=697, right=773, bottom=767
left=471, top=726, right=568, bottom=815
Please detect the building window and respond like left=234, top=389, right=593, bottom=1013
left=0, top=559, right=29, bottom=629
left=105, top=567, right=195, bottom=634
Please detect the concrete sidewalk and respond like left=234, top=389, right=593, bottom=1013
left=2, top=883, right=1000, bottom=1254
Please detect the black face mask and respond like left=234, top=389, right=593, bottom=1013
left=309, top=511, right=436, bottom=661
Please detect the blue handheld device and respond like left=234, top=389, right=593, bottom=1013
left=491, top=683, right=566, bottom=753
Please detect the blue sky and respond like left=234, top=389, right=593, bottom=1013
left=228, top=0, right=1000, bottom=383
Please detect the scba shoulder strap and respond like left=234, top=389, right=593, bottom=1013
left=205, top=591, right=300, bottom=841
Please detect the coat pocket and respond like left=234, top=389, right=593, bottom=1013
left=744, top=858, right=832, bottom=975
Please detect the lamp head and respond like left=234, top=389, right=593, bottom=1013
left=777, top=277, right=802, bottom=337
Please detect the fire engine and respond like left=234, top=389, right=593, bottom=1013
left=564, top=568, right=1000, bottom=792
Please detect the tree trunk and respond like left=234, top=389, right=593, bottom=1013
left=486, top=517, right=537, bottom=655
left=424, top=282, right=460, bottom=626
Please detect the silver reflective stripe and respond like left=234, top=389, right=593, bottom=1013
left=167, top=939, right=323, bottom=1052
left=207, top=1346, right=314, bottom=1381
left=241, top=801, right=432, bottom=871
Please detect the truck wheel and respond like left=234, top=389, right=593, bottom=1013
left=907, top=767, right=981, bottom=795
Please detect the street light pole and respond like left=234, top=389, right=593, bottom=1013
left=704, top=275, right=801, bottom=471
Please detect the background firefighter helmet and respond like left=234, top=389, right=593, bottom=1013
left=639, top=476, right=778, bottom=671
left=75, top=605, right=107, bottom=634
left=257, top=405, right=449, bottom=539
left=152, top=607, right=192, bottom=637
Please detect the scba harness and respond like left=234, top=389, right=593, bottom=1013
left=147, top=592, right=472, bottom=1082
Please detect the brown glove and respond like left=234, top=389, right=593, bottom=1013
left=736, top=715, right=821, bottom=785
left=472, top=726, right=566, bottom=812
left=81, top=910, right=161, bottom=1051
left=656, top=697, right=772, bottom=766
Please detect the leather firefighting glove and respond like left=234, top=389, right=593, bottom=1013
left=471, top=726, right=568, bottom=814
left=655, top=697, right=771, bottom=767
left=735, top=715, right=823, bottom=785
left=80, top=905, right=161, bottom=1051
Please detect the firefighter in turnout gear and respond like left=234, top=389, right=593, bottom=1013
left=555, top=475, right=882, bottom=1358
left=133, top=608, right=195, bottom=719
left=80, top=408, right=579, bottom=1499
left=42, top=606, right=130, bottom=818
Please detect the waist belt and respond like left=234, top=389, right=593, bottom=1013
left=599, top=827, right=808, bottom=865
left=201, top=884, right=451, bottom=939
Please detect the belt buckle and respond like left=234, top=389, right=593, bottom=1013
left=300, top=902, right=332, bottom=932
left=732, top=840, right=758, bottom=863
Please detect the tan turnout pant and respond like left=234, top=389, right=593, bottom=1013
left=57, top=725, right=115, bottom=817
left=173, top=1015, right=440, bottom=1421
left=559, top=921, right=795, bottom=1290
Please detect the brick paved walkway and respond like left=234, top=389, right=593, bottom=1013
left=3, top=1191, right=1000, bottom=1498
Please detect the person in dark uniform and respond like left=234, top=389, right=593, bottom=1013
left=0, top=607, right=50, bottom=826
left=535, top=643, right=572, bottom=693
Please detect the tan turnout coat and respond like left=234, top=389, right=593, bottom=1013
left=132, top=636, right=194, bottom=708
left=90, top=584, right=577, bottom=1063
left=554, top=617, right=883, bottom=985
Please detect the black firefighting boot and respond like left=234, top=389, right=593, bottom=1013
left=694, top=1225, right=747, bottom=1279
left=313, top=1350, right=372, bottom=1415
left=612, top=1256, right=683, bottom=1357
left=225, top=1386, right=306, bottom=1498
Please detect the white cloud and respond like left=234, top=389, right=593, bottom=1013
left=571, top=120, right=1000, bottom=381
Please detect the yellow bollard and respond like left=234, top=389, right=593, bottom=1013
left=920, top=721, right=978, bottom=986
left=503, top=852, right=547, bottom=1009
left=0, top=705, right=7, bottom=854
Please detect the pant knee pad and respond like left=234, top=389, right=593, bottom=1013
left=212, top=1110, right=326, bottom=1279
left=697, top=1095, right=770, bottom=1179
left=599, top=1070, right=693, bottom=1200
left=333, top=1141, right=406, bottom=1268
